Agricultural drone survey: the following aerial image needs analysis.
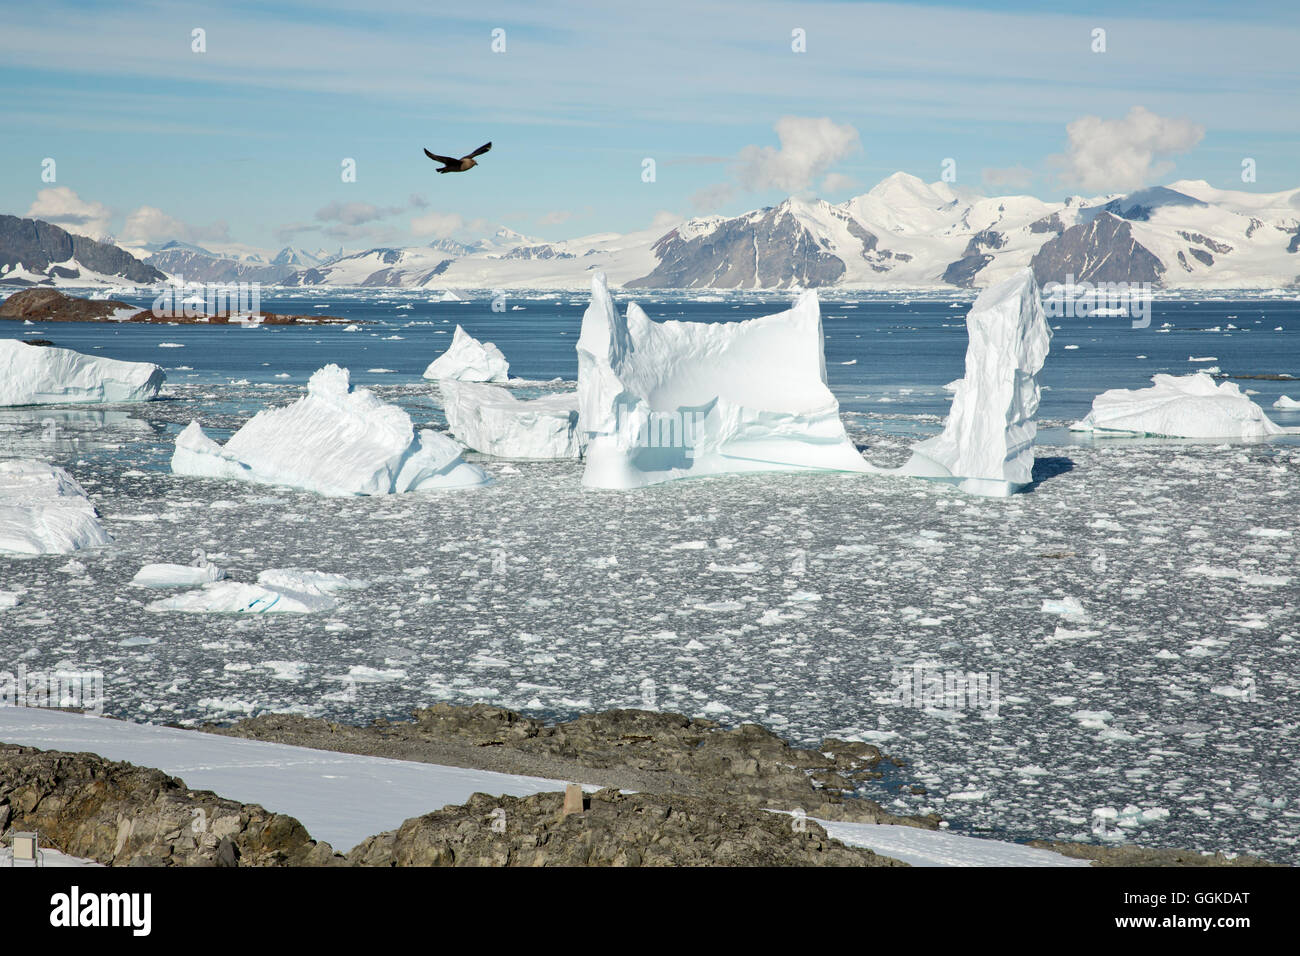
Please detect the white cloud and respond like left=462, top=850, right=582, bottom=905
left=690, top=182, right=736, bottom=212
left=820, top=172, right=858, bottom=194
left=649, top=210, right=681, bottom=230
left=410, top=211, right=465, bottom=238
left=26, top=187, right=112, bottom=239
left=537, top=209, right=575, bottom=226
left=1053, top=106, right=1204, bottom=193
left=316, top=201, right=403, bottom=226
left=735, top=116, right=860, bottom=195
left=120, top=206, right=230, bottom=245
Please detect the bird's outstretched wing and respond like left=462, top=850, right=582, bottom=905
left=423, top=148, right=458, bottom=165
left=466, top=141, right=492, bottom=159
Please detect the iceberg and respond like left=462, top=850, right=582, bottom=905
left=898, top=269, right=1051, bottom=496
left=131, top=562, right=226, bottom=588
left=576, top=273, right=871, bottom=489
left=440, top=380, right=583, bottom=459
left=1274, top=395, right=1299, bottom=410
left=171, top=364, right=488, bottom=496
left=0, top=459, right=113, bottom=555
left=1070, top=372, right=1289, bottom=439
left=422, top=325, right=510, bottom=382
left=0, top=339, right=164, bottom=406
left=145, top=567, right=366, bottom=614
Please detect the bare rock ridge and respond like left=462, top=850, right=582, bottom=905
left=0, top=215, right=164, bottom=286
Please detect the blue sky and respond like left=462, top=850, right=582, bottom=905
left=1, top=0, right=1297, bottom=253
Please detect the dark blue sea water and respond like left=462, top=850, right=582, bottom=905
left=3, top=291, right=1298, bottom=428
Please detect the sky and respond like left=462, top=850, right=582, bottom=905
left=1, top=0, right=1297, bottom=255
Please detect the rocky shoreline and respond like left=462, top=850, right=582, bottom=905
left=0, top=288, right=353, bottom=325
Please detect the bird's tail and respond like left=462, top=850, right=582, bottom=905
left=437, top=168, right=451, bottom=174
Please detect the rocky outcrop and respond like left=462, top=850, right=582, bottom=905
left=0, top=287, right=136, bottom=321
left=1030, top=212, right=1166, bottom=286
left=0, top=215, right=164, bottom=285
left=0, top=744, right=342, bottom=866
left=629, top=202, right=848, bottom=289
left=213, top=704, right=936, bottom=827
left=347, top=788, right=907, bottom=867
left=1028, top=841, right=1278, bottom=867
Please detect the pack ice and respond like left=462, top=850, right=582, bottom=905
left=423, top=325, right=510, bottom=382
left=898, top=269, right=1051, bottom=496
left=0, top=339, right=164, bottom=406
left=440, top=380, right=583, bottom=459
left=171, top=364, right=488, bottom=496
left=576, top=273, right=871, bottom=489
left=0, top=459, right=112, bottom=554
left=1070, top=372, right=1290, bottom=439
left=146, top=569, right=365, bottom=614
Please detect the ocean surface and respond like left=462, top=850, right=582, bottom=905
left=4, top=290, right=1298, bottom=435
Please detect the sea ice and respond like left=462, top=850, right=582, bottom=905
left=146, top=581, right=338, bottom=614
left=0, top=459, right=112, bottom=555
left=1274, top=395, right=1299, bottom=410
left=1070, top=372, right=1289, bottom=439
left=422, top=325, right=510, bottom=382
left=0, top=339, right=164, bottom=407
left=440, top=380, right=583, bottom=459
left=171, top=364, right=488, bottom=496
left=576, top=273, right=871, bottom=489
left=898, top=269, right=1051, bottom=496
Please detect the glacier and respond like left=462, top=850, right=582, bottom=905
left=171, top=364, right=488, bottom=496
left=576, top=273, right=872, bottom=489
left=0, top=459, right=113, bottom=555
left=0, top=339, right=164, bottom=407
left=422, top=325, right=510, bottom=382
left=440, top=380, right=583, bottom=459
left=1070, top=372, right=1290, bottom=439
left=897, top=269, right=1051, bottom=496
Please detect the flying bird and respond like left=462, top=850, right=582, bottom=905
left=423, top=142, right=492, bottom=174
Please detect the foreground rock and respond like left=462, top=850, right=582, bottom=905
left=1027, top=841, right=1279, bottom=867
left=213, top=704, right=936, bottom=827
left=172, top=364, right=489, bottom=495
left=0, top=459, right=113, bottom=555
left=577, top=272, right=871, bottom=489
left=348, top=788, right=905, bottom=867
left=0, top=744, right=341, bottom=866
left=898, top=268, right=1051, bottom=496
left=0, top=337, right=164, bottom=406
left=1071, top=371, right=1290, bottom=439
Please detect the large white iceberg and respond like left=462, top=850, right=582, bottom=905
left=171, top=364, right=488, bottom=496
left=1070, top=372, right=1289, bottom=439
left=422, top=326, right=510, bottom=382
left=0, top=459, right=113, bottom=554
left=576, top=273, right=871, bottom=489
left=440, top=380, right=582, bottom=459
left=898, top=269, right=1051, bottom=496
left=131, top=562, right=226, bottom=588
left=0, top=339, right=164, bottom=406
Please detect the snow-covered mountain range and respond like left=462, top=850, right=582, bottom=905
left=4, top=174, right=1298, bottom=291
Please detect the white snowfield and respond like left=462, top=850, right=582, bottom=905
left=0, top=708, right=1090, bottom=866
left=0, top=339, right=165, bottom=407
left=1071, top=372, right=1292, bottom=439
left=0, top=459, right=112, bottom=555
left=577, top=273, right=874, bottom=489
left=440, top=380, right=583, bottom=459
left=422, top=325, right=510, bottom=382
left=899, top=269, right=1051, bottom=496
left=171, top=364, right=488, bottom=496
